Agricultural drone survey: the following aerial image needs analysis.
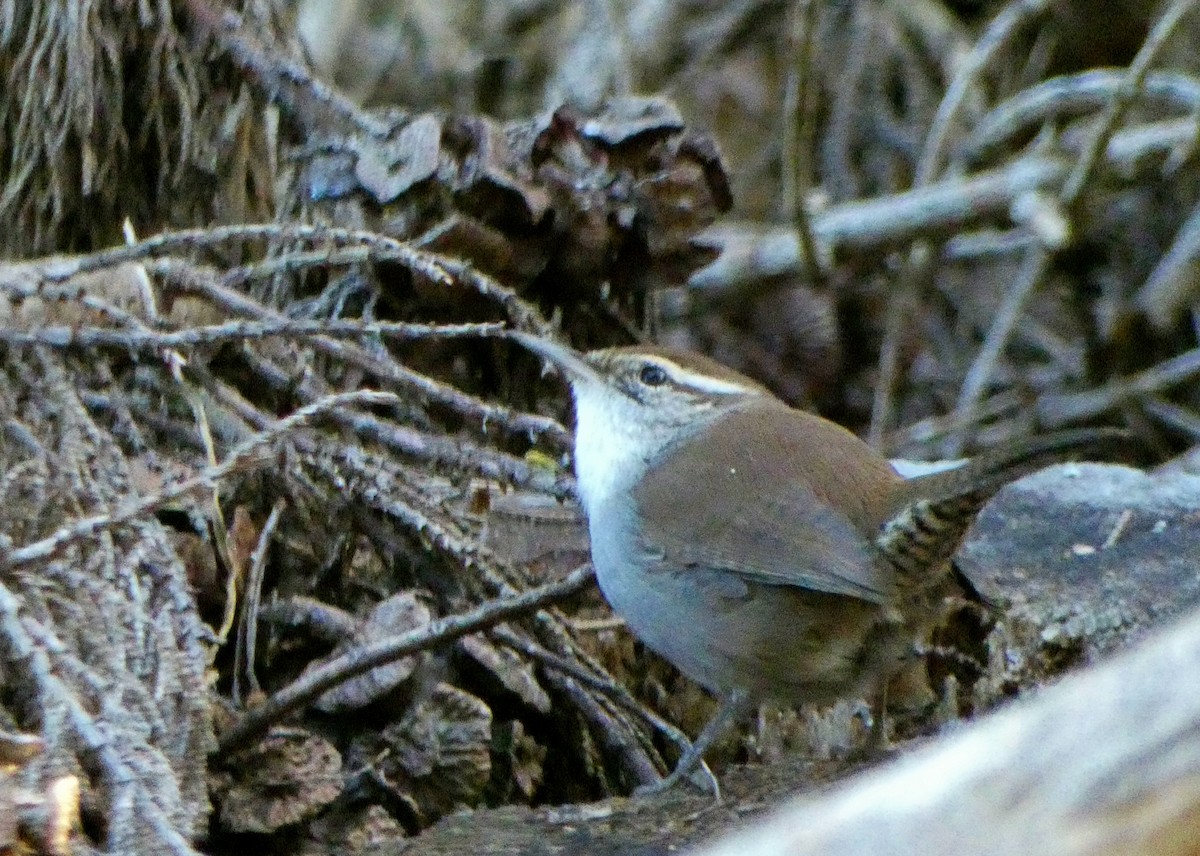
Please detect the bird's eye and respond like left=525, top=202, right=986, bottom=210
left=639, top=363, right=667, bottom=386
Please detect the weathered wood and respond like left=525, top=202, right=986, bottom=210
left=690, top=604, right=1200, bottom=856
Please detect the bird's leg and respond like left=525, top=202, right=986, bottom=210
left=635, top=688, right=755, bottom=800
left=866, top=683, right=890, bottom=753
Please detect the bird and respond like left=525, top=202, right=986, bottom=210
left=512, top=330, right=1130, bottom=796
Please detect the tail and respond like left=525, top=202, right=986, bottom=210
left=876, top=427, right=1136, bottom=590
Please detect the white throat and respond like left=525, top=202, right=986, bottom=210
left=570, top=380, right=671, bottom=517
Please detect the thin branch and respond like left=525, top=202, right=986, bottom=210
left=1036, top=346, right=1200, bottom=426
left=1138, top=178, right=1200, bottom=327
left=948, top=246, right=1045, bottom=451
left=156, top=259, right=570, bottom=446
left=691, top=156, right=1068, bottom=294
left=870, top=246, right=934, bottom=448
left=780, top=0, right=824, bottom=287
left=916, top=0, right=1052, bottom=183
left=0, top=319, right=505, bottom=350
left=331, top=408, right=576, bottom=498
left=217, top=564, right=596, bottom=755
left=1061, top=0, right=1200, bottom=207
left=490, top=625, right=693, bottom=754
left=948, top=0, right=1198, bottom=450
left=26, top=223, right=449, bottom=285
left=233, top=500, right=286, bottom=705
left=1, top=391, right=397, bottom=568
left=965, top=71, right=1200, bottom=167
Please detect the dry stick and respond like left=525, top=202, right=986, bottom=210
left=0, top=586, right=200, bottom=856
left=525, top=609, right=668, bottom=787
left=0, top=319, right=506, bottom=350
left=80, top=389, right=209, bottom=452
left=430, top=256, right=559, bottom=339
left=219, top=246, right=556, bottom=338
left=188, top=364, right=628, bottom=768
left=692, top=157, right=1068, bottom=294
left=1, top=390, right=397, bottom=568
left=195, top=345, right=569, bottom=496
left=780, top=0, right=824, bottom=288
left=1138, top=195, right=1200, bottom=328
left=182, top=0, right=391, bottom=140
left=888, top=388, right=1024, bottom=451
left=943, top=229, right=1035, bottom=260
left=935, top=237, right=1082, bottom=368
left=257, top=596, right=360, bottom=644
left=699, top=113, right=1200, bottom=296
left=948, top=247, right=1046, bottom=448
left=171, top=364, right=270, bottom=446
left=302, top=446, right=660, bottom=782
left=946, top=245, right=1056, bottom=456
left=1061, top=0, right=1200, bottom=207
left=1142, top=395, right=1200, bottom=440
left=207, top=252, right=571, bottom=461
left=948, top=0, right=1200, bottom=453
left=0, top=277, right=150, bottom=330
left=1036, top=345, right=1200, bottom=427
left=871, top=0, right=1051, bottom=447
left=233, top=500, right=286, bottom=705
left=964, top=70, right=1200, bottom=166
left=28, top=223, right=449, bottom=285
left=217, top=564, right=596, bottom=755
left=543, top=666, right=664, bottom=789
left=870, top=252, right=924, bottom=450
left=154, top=263, right=569, bottom=479
left=490, top=625, right=693, bottom=754
left=915, top=0, right=1052, bottom=184
left=155, top=259, right=569, bottom=445
left=334, top=408, right=576, bottom=499
left=820, top=1, right=874, bottom=201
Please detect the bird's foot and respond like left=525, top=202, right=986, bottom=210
left=633, top=689, right=754, bottom=801
left=633, top=759, right=721, bottom=800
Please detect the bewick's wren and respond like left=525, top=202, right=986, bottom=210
left=513, top=332, right=1128, bottom=796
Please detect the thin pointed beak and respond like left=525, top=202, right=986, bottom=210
left=509, top=331, right=604, bottom=386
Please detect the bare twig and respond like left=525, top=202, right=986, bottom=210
left=0, top=318, right=506, bottom=350
left=26, top=224, right=447, bottom=285
left=691, top=157, right=1068, bottom=294
left=874, top=0, right=1054, bottom=446
left=916, top=0, right=1052, bottom=183
left=964, top=71, right=1200, bottom=167
left=1037, top=346, right=1200, bottom=426
left=948, top=0, right=1199, bottom=451
left=1139, top=178, right=1200, bottom=327
left=156, top=259, right=569, bottom=446
left=819, top=2, right=875, bottom=201
left=491, top=625, right=693, bottom=754
left=233, top=500, right=286, bottom=705
left=256, top=596, right=360, bottom=643
left=870, top=246, right=933, bottom=448
left=947, top=244, right=1047, bottom=452
left=2, top=390, right=396, bottom=568
left=331, top=408, right=576, bottom=498
left=1061, top=0, right=1200, bottom=207
left=0, top=584, right=201, bottom=855
left=1142, top=395, right=1200, bottom=439
left=217, top=564, right=596, bottom=755
left=780, top=0, right=824, bottom=287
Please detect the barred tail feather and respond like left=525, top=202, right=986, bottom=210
left=878, top=427, right=1134, bottom=595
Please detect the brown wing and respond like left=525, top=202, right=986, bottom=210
left=633, top=401, right=901, bottom=604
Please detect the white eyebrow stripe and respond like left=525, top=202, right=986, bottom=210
left=656, top=360, right=756, bottom=395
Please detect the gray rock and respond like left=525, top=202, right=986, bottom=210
left=957, top=463, right=1200, bottom=691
